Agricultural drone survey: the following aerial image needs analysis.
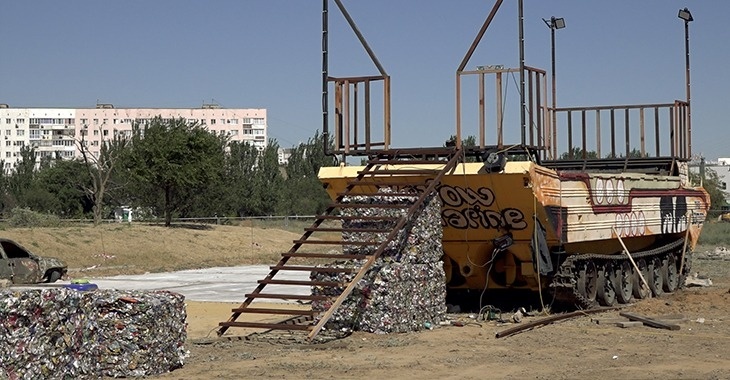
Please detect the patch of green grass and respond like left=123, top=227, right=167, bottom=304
left=699, top=221, right=730, bottom=246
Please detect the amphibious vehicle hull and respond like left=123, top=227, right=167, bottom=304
left=319, top=160, right=709, bottom=307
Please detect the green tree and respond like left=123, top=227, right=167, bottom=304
left=223, top=141, right=261, bottom=216
left=559, top=147, right=598, bottom=160
left=35, top=159, right=94, bottom=218
left=253, top=140, right=284, bottom=216
left=124, top=117, right=227, bottom=226
left=77, top=125, right=130, bottom=225
left=280, top=131, right=336, bottom=215
left=692, top=167, right=728, bottom=218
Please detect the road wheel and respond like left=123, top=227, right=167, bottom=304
left=597, top=263, right=617, bottom=306
left=662, top=254, right=679, bottom=293
left=649, top=257, right=664, bottom=297
left=577, top=260, right=598, bottom=306
left=615, top=261, right=633, bottom=304
left=47, top=270, right=62, bottom=283
left=632, top=259, right=650, bottom=299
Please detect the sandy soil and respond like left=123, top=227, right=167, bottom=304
left=159, top=258, right=730, bottom=380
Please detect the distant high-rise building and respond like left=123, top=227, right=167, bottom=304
left=0, top=103, right=267, bottom=171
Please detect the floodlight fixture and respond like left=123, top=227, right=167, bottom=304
left=678, top=8, right=693, bottom=22
left=552, top=17, right=566, bottom=29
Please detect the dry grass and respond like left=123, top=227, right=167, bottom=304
left=0, top=223, right=314, bottom=277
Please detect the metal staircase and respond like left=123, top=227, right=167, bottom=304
left=218, top=147, right=462, bottom=340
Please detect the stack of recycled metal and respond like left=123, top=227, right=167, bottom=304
left=311, top=188, right=447, bottom=333
left=0, top=288, right=187, bottom=378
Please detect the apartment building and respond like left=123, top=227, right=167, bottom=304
left=0, top=104, right=267, bottom=171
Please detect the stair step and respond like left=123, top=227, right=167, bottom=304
left=219, top=321, right=311, bottom=331
left=283, top=252, right=369, bottom=260
left=347, top=181, right=421, bottom=188
left=367, top=159, right=446, bottom=165
left=270, top=265, right=357, bottom=273
left=333, top=203, right=411, bottom=209
left=358, top=169, right=440, bottom=176
left=316, top=215, right=400, bottom=222
left=293, top=240, right=380, bottom=246
left=244, top=293, right=331, bottom=301
left=231, top=307, right=319, bottom=316
left=258, top=278, right=346, bottom=287
left=304, top=227, right=391, bottom=233
left=337, top=191, right=420, bottom=198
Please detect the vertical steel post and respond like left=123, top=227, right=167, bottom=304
left=322, top=0, right=329, bottom=155
left=551, top=25, right=557, bottom=152
left=518, top=0, right=526, bottom=145
left=684, top=19, right=692, bottom=158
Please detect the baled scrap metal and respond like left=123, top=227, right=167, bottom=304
left=340, top=191, right=443, bottom=264
left=0, top=288, right=93, bottom=379
left=312, top=190, right=446, bottom=333
left=0, top=288, right=187, bottom=379
left=88, top=290, right=187, bottom=377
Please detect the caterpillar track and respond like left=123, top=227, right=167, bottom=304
left=552, top=239, right=690, bottom=309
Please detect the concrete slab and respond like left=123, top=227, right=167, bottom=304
left=54, top=265, right=312, bottom=303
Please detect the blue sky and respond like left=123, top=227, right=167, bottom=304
left=1, top=1, right=727, bottom=159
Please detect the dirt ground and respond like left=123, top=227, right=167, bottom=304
left=158, top=257, right=730, bottom=380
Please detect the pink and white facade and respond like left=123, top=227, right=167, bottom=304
left=0, top=104, right=267, bottom=171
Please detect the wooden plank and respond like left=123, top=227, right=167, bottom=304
left=619, top=312, right=681, bottom=331
left=496, top=307, right=621, bottom=338
left=616, top=321, right=644, bottom=328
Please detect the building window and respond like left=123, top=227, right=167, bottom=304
left=16, top=130, right=24, bottom=136
left=93, top=130, right=99, bottom=136
left=5, top=130, right=10, bottom=136
left=210, top=119, right=216, bottom=124
left=229, top=130, right=239, bottom=136
left=4, top=141, right=9, bottom=147
left=253, top=118, right=265, bottom=125
left=93, top=119, right=99, bottom=125
left=242, top=118, right=252, bottom=124
left=103, top=130, right=109, bottom=136
left=5, top=152, right=9, bottom=158
left=81, top=118, right=88, bottom=125
left=16, top=118, right=25, bottom=124
left=92, top=141, right=99, bottom=146
left=4, top=119, right=10, bottom=124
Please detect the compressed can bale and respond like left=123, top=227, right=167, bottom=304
left=0, top=289, right=94, bottom=379
left=87, top=290, right=188, bottom=377
left=0, top=288, right=187, bottom=379
left=312, top=189, right=447, bottom=333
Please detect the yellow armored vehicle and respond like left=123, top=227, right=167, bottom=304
left=220, top=1, right=708, bottom=339
left=317, top=0, right=708, bottom=309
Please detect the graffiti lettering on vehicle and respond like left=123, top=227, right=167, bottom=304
left=438, top=184, right=526, bottom=230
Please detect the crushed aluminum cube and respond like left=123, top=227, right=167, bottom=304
left=312, top=189, right=446, bottom=333
left=0, top=288, right=187, bottom=379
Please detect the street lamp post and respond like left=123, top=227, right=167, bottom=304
left=543, top=16, right=565, bottom=159
left=678, top=8, right=693, bottom=157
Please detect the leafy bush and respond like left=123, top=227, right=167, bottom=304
left=5, top=207, right=62, bottom=228
left=698, top=221, right=730, bottom=246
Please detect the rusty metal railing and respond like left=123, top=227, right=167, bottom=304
left=330, top=74, right=390, bottom=155
left=323, top=0, right=391, bottom=158
left=549, top=101, right=690, bottom=160
left=456, top=65, right=549, bottom=156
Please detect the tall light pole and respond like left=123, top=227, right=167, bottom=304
left=678, top=8, right=693, bottom=157
left=543, top=16, right=565, bottom=159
